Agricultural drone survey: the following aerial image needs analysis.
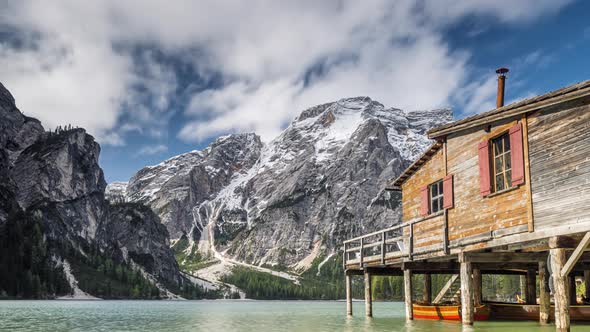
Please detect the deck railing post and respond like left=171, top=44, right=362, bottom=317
left=408, top=223, right=414, bottom=261
left=381, top=232, right=386, bottom=265
left=359, top=238, right=364, bottom=268
left=343, top=242, right=347, bottom=270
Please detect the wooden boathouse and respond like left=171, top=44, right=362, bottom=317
left=342, top=69, right=590, bottom=331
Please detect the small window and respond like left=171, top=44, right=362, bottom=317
left=429, top=180, right=444, bottom=214
left=492, top=133, right=512, bottom=192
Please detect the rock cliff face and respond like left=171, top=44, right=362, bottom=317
left=0, top=82, right=193, bottom=298
left=120, top=97, right=452, bottom=272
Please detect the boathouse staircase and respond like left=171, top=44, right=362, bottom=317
left=432, top=275, right=460, bottom=304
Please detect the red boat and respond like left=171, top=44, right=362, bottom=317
left=413, top=303, right=491, bottom=321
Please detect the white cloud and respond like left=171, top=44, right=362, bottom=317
left=0, top=0, right=573, bottom=145
left=135, top=144, right=168, bottom=157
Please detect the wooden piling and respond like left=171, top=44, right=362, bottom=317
left=460, top=260, right=474, bottom=325
left=526, top=268, right=536, bottom=305
left=551, top=248, right=570, bottom=332
left=473, top=268, right=482, bottom=307
left=404, top=269, right=413, bottom=320
left=585, top=270, right=590, bottom=300
left=364, top=271, right=372, bottom=317
left=539, top=261, right=550, bottom=324
left=346, top=273, right=353, bottom=316
left=569, top=275, right=577, bottom=305
left=423, top=273, right=431, bottom=304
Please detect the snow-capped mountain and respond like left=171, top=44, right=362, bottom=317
left=111, top=97, right=452, bottom=274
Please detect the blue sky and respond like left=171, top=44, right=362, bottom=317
left=1, top=1, right=589, bottom=183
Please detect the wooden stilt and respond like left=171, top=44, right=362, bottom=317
left=526, top=268, right=537, bottom=305
left=569, top=275, right=577, bottom=305
left=473, top=268, right=482, bottom=307
left=346, top=273, right=353, bottom=316
left=520, top=275, right=527, bottom=301
left=551, top=248, right=570, bottom=332
left=404, top=269, right=413, bottom=320
left=539, top=261, right=550, bottom=324
left=364, top=270, right=372, bottom=317
left=423, top=273, right=431, bottom=304
left=584, top=270, right=590, bottom=300
left=460, top=260, right=474, bottom=325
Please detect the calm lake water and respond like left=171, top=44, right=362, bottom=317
left=1, top=300, right=590, bottom=331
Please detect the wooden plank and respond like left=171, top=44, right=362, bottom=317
left=551, top=248, right=570, bottom=332
left=449, top=231, right=492, bottom=248
left=492, top=224, right=528, bottom=238
left=561, top=232, right=590, bottom=277
left=464, top=252, right=546, bottom=263
left=404, top=269, right=413, bottom=320
left=522, top=114, right=534, bottom=232
left=460, top=261, right=474, bottom=325
left=539, top=261, right=550, bottom=324
left=433, top=275, right=459, bottom=304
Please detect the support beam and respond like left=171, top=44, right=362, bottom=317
left=404, top=269, right=413, bottom=320
left=551, top=248, right=570, bottom=332
left=561, top=232, right=590, bottom=278
left=526, top=268, right=536, bottom=305
left=473, top=269, right=482, bottom=307
left=539, top=261, right=550, bottom=324
left=585, top=270, right=590, bottom=300
left=423, top=273, right=431, bottom=304
left=460, top=261, right=474, bottom=325
left=519, top=275, right=526, bottom=302
left=346, top=273, right=353, bottom=316
left=364, top=271, right=372, bottom=317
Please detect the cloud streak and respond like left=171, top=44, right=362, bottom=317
left=0, top=0, right=573, bottom=145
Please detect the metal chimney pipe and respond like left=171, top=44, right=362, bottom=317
left=496, top=67, right=509, bottom=108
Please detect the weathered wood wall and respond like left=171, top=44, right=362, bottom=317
left=446, top=119, right=530, bottom=243
left=400, top=117, right=531, bottom=251
left=401, top=149, right=445, bottom=251
left=528, top=101, right=590, bottom=229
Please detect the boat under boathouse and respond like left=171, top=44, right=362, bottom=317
left=342, top=69, right=590, bottom=332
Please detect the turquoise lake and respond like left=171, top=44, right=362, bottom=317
left=1, top=300, right=590, bottom=331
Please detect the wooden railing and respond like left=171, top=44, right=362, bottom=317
left=343, top=211, right=448, bottom=268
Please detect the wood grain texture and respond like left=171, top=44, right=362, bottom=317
left=404, top=269, right=413, bottom=320
left=539, top=261, right=550, bottom=324
left=460, top=261, right=474, bottom=325
left=528, top=104, right=590, bottom=231
left=551, top=248, right=570, bottom=332
left=364, top=271, right=372, bottom=317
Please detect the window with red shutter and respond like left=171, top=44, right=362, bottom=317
left=443, top=174, right=454, bottom=209
left=420, top=186, right=429, bottom=216
left=509, top=123, right=525, bottom=186
left=478, top=141, right=491, bottom=196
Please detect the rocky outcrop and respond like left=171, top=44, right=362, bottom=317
left=125, top=133, right=263, bottom=240
left=0, top=82, right=195, bottom=298
left=99, top=203, right=181, bottom=287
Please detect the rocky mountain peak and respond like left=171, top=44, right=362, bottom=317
left=122, top=97, right=453, bottom=274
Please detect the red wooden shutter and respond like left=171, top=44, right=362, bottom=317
left=420, top=186, right=429, bottom=216
left=443, top=174, right=454, bottom=209
left=509, top=122, right=525, bottom=186
left=478, top=140, right=491, bottom=196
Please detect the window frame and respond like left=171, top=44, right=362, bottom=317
left=429, top=180, right=444, bottom=214
left=491, top=132, right=512, bottom=193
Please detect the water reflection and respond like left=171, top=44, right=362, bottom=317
left=0, top=300, right=589, bottom=331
